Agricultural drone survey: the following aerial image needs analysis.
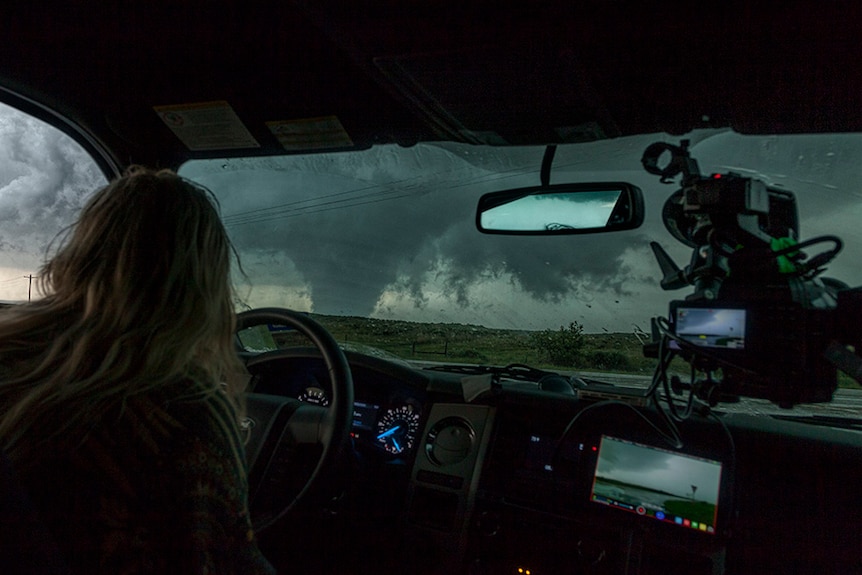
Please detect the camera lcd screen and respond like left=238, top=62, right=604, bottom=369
left=590, top=436, right=723, bottom=534
left=675, top=307, right=746, bottom=349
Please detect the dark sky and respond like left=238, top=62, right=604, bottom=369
left=0, top=103, right=106, bottom=299
left=183, top=142, right=664, bottom=330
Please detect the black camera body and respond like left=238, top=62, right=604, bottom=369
left=667, top=286, right=855, bottom=407
left=643, top=140, right=861, bottom=407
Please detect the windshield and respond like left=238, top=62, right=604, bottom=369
left=180, top=130, right=862, bottom=416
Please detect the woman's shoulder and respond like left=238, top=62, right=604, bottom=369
left=40, top=385, right=270, bottom=573
left=162, top=383, right=242, bottom=443
left=125, top=380, right=243, bottom=455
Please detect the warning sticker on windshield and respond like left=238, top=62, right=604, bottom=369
left=267, top=116, right=353, bottom=151
left=154, top=101, right=260, bottom=151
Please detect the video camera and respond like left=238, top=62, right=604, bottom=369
left=642, top=140, right=862, bottom=408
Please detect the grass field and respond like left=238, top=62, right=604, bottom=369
left=264, top=314, right=862, bottom=390
left=276, top=314, right=670, bottom=375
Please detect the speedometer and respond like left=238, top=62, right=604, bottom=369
left=375, top=404, right=421, bottom=455
left=297, top=386, right=330, bottom=406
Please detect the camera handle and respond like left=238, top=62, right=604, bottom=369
left=650, top=241, right=729, bottom=300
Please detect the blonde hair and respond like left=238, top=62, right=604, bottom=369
left=0, top=166, right=245, bottom=459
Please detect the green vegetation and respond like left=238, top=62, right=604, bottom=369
left=838, top=372, right=862, bottom=390
left=263, top=314, right=862, bottom=389
left=296, top=315, right=658, bottom=374
left=530, top=322, right=586, bottom=366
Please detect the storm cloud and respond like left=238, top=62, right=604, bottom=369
left=185, top=143, right=659, bottom=329
left=180, top=131, right=862, bottom=331
left=0, top=103, right=105, bottom=299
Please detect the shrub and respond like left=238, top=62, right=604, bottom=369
left=530, top=321, right=585, bottom=366
left=457, top=348, right=489, bottom=363
left=585, top=349, right=631, bottom=371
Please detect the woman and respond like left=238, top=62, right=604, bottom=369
left=0, top=167, right=274, bottom=573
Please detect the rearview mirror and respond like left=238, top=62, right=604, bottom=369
left=476, top=182, right=644, bottom=235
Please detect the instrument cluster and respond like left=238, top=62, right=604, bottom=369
left=251, top=357, right=426, bottom=459
left=351, top=399, right=423, bottom=457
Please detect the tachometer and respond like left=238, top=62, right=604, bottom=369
left=297, top=386, right=330, bottom=406
left=375, top=404, right=420, bottom=455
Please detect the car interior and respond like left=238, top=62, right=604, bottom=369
left=1, top=2, right=861, bottom=574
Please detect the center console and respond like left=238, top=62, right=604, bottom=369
left=469, top=399, right=734, bottom=575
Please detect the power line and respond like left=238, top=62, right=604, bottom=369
left=0, top=276, right=28, bottom=284
left=221, top=178, right=423, bottom=223
left=225, top=191, right=418, bottom=227
left=223, top=183, right=416, bottom=227
left=221, top=164, right=539, bottom=228
left=217, top=150, right=596, bottom=228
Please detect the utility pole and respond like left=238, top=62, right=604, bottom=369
left=26, top=274, right=34, bottom=301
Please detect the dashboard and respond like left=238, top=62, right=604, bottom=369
left=247, top=348, right=862, bottom=575
left=248, top=348, right=429, bottom=460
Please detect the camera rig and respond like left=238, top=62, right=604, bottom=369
left=642, top=140, right=862, bottom=408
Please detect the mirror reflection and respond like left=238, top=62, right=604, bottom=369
left=480, top=190, right=623, bottom=232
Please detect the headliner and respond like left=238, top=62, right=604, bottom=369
left=0, top=1, right=860, bottom=173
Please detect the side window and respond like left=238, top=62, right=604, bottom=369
left=0, top=102, right=107, bottom=302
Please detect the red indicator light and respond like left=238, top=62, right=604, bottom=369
left=712, top=173, right=722, bottom=179
left=592, top=446, right=598, bottom=452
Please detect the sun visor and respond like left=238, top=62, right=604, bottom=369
left=154, top=101, right=260, bottom=151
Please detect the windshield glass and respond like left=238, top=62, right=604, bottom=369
left=181, top=131, right=862, bottom=412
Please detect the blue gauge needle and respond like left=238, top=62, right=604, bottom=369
left=392, top=437, right=401, bottom=452
left=377, top=425, right=401, bottom=440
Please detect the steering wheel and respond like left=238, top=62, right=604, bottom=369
left=236, top=308, right=354, bottom=531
